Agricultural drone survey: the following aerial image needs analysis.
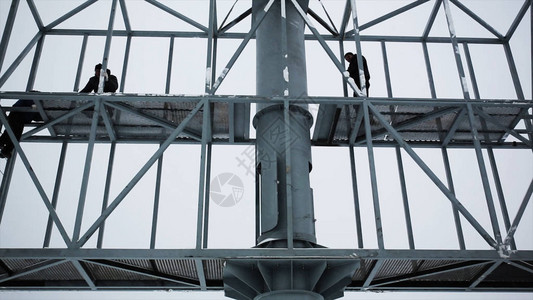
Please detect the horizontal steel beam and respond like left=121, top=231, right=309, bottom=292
left=1, top=248, right=532, bottom=261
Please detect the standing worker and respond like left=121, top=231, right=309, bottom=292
left=344, top=52, right=370, bottom=97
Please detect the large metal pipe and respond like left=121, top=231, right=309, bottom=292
left=254, top=0, right=309, bottom=104
left=225, top=2, right=359, bottom=299
left=252, top=0, right=316, bottom=245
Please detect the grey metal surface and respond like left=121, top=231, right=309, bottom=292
left=1, top=254, right=532, bottom=291
left=0, top=0, right=532, bottom=297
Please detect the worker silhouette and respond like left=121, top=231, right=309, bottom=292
left=344, top=52, right=370, bottom=97
left=0, top=98, right=42, bottom=159
left=79, top=63, right=119, bottom=118
left=80, top=63, right=118, bottom=93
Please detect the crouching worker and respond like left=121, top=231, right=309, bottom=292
left=0, top=99, right=42, bottom=159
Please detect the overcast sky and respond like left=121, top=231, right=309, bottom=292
left=0, top=0, right=532, bottom=299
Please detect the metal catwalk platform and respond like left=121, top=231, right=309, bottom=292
left=1, top=91, right=531, bottom=148
left=0, top=248, right=532, bottom=292
left=0, top=92, right=532, bottom=292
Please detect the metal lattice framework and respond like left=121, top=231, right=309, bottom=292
left=0, top=0, right=532, bottom=295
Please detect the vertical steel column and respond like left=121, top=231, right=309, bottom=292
left=150, top=146, right=164, bottom=249
left=97, top=142, right=116, bottom=249
left=196, top=100, right=210, bottom=250
left=339, top=41, right=349, bottom=97
left=442, top=0, right=470, bottom=247
left=43, top=142, right=68, bottom=248
left=442, top=0, right=471, bottom=100
left=396, top=147, right=415, bottom=249
left=424, top=39, right=466, bottom=248
left=97, top=0, right=118, bottom=93
left=72, top=99, right=101, bottom=246
left=363, top=101, right=384, bottom=249
left=466, top=103, right=503, bottom=246
left=202, top=143, right=213, bottom=248
left=383, top=40, right=414, bottom=248
left=205, top=0, right=216, bottom=94
left=464, top=42, right=515, bottom=250
left=74, top=35, right=89, bottom=92
left=503, top=43, right=525, bottom=100
left=503, top=42, right=532, bottom=146
left=0, top=153, right=17, bottom=227
left=441, top=147, right=466, bottom=249
left=120, top=35, right=132, bottom=93
left=349, top=0, right=367, bottom=96
left=253, top=0, right=316, bottom=245
left=165, top=36, right=174, bottom=94
left=349, top=145, right=363, bottom=248
left=255, top=0, right=308, bottom=104
left=26, top=34, right=45, bottom=91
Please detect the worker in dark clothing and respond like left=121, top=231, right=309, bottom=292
left=344, top=52, right=370, bottom=97
left=79, top=63, right=119, bottom=118
left=0, top=99, right=42, bottom=159
left=80, top=63, right=119, bottom=93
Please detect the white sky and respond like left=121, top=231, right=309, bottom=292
left=0, top=0, right=532, bottom=299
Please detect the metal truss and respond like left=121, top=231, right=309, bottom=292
left=0, top=0, right=532, bottom=294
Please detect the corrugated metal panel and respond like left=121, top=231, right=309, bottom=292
left=418, top=260, right=462, bottom=272
left=351, top=259, right=373, bottom=281
left=18, top=261, right=84, bottom=281
left=330, top=103, right=518, bottom=144
left=2, top=259, right=46, bottom=271
left=114, top=259, right=154, bottom=271
left=375, top=259, right=418, bottom=280
left=203, top=259, right=225, bottom=280
left=86, top=262, right=156, bottom=281
left=415, top=264, right=484, bottom=282
left=155, top=259, right=198, bottom=280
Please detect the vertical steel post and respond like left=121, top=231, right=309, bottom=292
left=466, top=103, right=503, bottom=245
left=205, top=0, right=216, bottom=94
left=98, top=0, right=118, bottom=93
left=97, top=142, right=116, bottom=249
left=43, top=142, right=68, bottom=248
left=464, top=42, right=515, bottom=250
left=74, top=35, right=89, bottom=92
left=441, top=147, right=466, bottom=250
left=349, top=145, right=363, bottom=248
left=150, top=146, right=164, bottom=249
left=202, top=143, right=213, bottom=248
left=442, top=0, right=471, bottom=100
left=396, top=147, right=415, bottom=249
left=196, top=100, right=210, bottom=250
left=0, top=152, right=17, bottom=227
left=120, top=35, right=132, bottom=93
left=72, top=99, right=101, bottom=246
left=165, top=36, right=174, bottom=94
left=26, top=34, right=45, bottom=91
left=363, top=101, right=384, bottom=249
left=349, top=0, right=367, bottom=96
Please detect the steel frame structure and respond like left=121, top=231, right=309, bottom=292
left=0, top=0, right=532, bottom=295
